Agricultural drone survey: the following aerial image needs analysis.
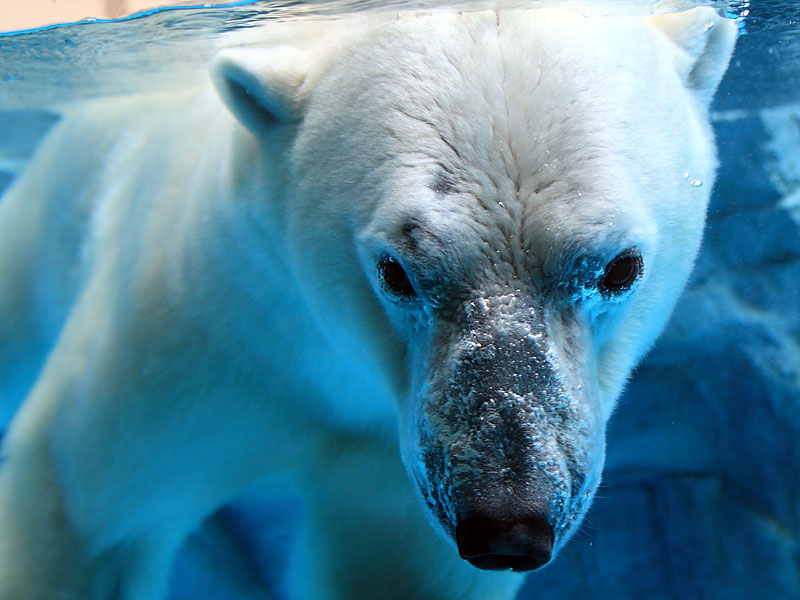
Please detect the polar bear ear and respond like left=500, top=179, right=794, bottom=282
left=644, top=7, right=738, bottom=105
left=211, top=46, right=311, bottom=132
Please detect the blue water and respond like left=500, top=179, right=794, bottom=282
left=1, top=1, right=799, bottom=598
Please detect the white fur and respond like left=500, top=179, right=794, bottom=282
left=0, top=8, right=735, bottom=600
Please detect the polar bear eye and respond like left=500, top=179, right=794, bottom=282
left=377, top=255, right=417, bottom=300
left=599, top=250, right=643, bottom=296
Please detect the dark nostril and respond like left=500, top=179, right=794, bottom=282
left=455, top=513, right=554, bottom=572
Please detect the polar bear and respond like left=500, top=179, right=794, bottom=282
left=0, top=7, right=735, bottom=600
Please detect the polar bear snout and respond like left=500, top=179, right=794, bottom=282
left=455, top=512, right=554, bottom=572
left=406, top=292, right=604, bottom=567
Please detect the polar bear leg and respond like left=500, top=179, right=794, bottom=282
left=0, top=393, right=186, bottom=600
left=115, top=533, right=185, bottom=600
left=286, top=439, right=522, bottom=600
left=0, top=428, right=112, bottom=599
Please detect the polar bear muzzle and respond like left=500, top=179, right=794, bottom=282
left=406, top=291, right=604, bottom=571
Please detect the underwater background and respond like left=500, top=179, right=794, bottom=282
left=0, top=1, right=799, bottom=598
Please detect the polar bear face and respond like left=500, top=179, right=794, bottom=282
left=214, top=8, right=735, bottom=571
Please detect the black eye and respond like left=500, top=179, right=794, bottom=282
left=599, top=251, right=643, bottom=296
left=377, top=255, right=417, bottom=300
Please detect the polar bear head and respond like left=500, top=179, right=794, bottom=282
left=213, top=8, right=736, bottom=571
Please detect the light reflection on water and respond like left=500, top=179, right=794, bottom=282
left=0, top=1, right=797, bottom=114
left=0, top=1, right=738, bottom=109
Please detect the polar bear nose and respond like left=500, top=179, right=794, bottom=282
left=455, top=513, right=554, bottom=571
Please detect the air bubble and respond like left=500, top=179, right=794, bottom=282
left=703, top=21, right=715, bottom=32
left=691, top=179, right=703, bottom=187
